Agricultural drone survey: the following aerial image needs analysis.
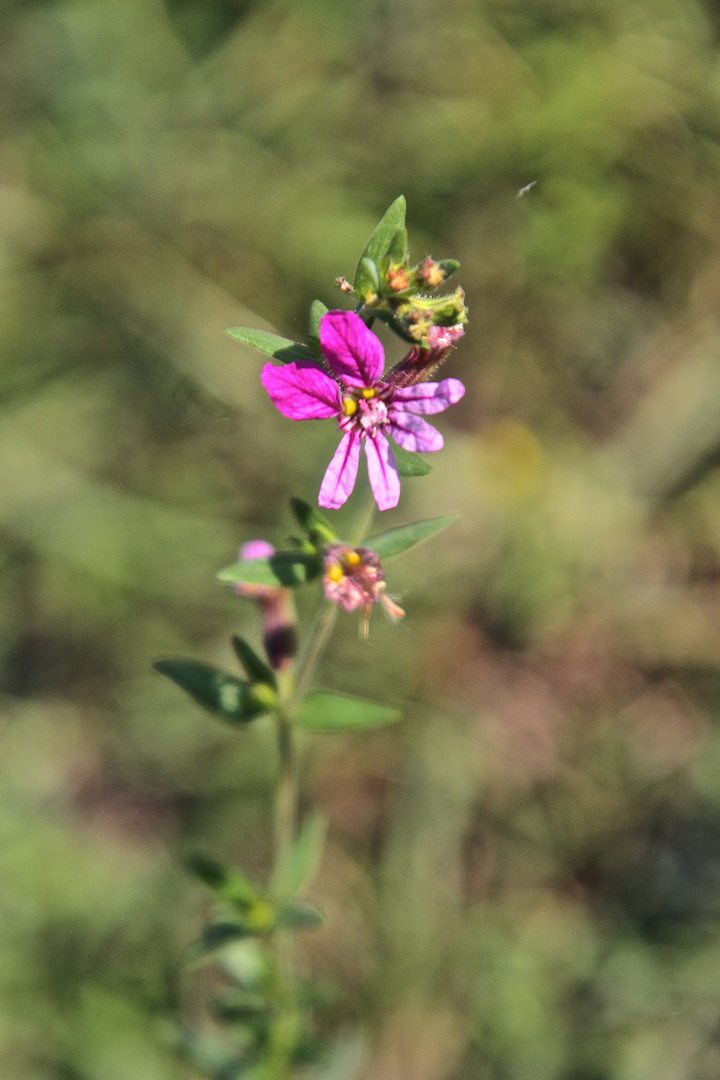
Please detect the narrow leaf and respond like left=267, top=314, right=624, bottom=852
left=200, top=921, right=250, bottom=952
left=276, top=902, right=325, bottom=931
left=387, top=437, right=433, bottom=477
left=290, top=498, right=337, bottom=545
left=354, top=196, right=407, bottom=291
left=210, top=990, right=270, bottom=1021
left=365, top=513, right=460, bottom=560
left=296, top=691, right=401, bottom=731
left=154, top=660, right=273, bottom=722
left=307, top=300, right=329, bottom=357
left=355, top=257, right=380, bottom=299
left=231, top=636, right=277, bottom=688
left=387, top=225, right=409, bottom=265
left=437, top=258, right=461, bottom=282
left=278, top=813, right=328, bottom=900
left=218, top=551, right=322, bottom=588
left=186, top=855, right=262, bottom=910
left=226, top=328, right=319, bottom=366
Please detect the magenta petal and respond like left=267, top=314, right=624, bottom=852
left=261, top=362, right=340, bottom=419
left=365, top=433, right=400, bottom=511
left=319, top=310, right=385, bottom=388
left=319, top=432, right=361, bottom=509
left=387, top=411, right=443, bottom=453
left=241, top=540, right=275, bottom=560
left=391, top=378, right=465, bottom=415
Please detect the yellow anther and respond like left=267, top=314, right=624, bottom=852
left=360, top=387, right=376, bottom=399
left=342, top=396, right=358, bottom=416
left=327, top=564, right=344, bottom=583
left=345, top=551, right=362, bottom=567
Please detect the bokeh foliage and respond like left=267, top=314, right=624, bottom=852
left=4, top=0, right=720, bottom=1076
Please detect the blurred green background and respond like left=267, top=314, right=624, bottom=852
left=6, top=0, right=720, bottom=1076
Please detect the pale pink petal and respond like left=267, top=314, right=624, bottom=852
left=365, top=433, right=400, bottom=511
left=261, top=362, right=340, bottom=419
left=319, top=310, right=385, bottom=388
left=391, top=378, right=465, bottom=415
left=426, top=324, right=465, bottom=349
left=387, top=411, right=443, bottom=452
left=241, top=540, right=275, bottom=560
left=319, top=431, right=361, bottom=509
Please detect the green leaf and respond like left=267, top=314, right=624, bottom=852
left=276, top=902, right=325, bottom=931
left=387, top=437, right=433, bottom=477
left=187, top=855, right=262, bottom=911
left=307, top=300, right=329, bottom=357
left=355, top=257, right=380, bottom=299
left=278, top=813, right=328, bottom=900
left=218, top=550, right=322, bottom=588
left=290, top=498, right=337, bottom=546
left=296, top=691, right=401, bottom=731
left=231, top=636, right=277, bottom=688
left=199, top=921, right=250, bottom=951
left=210, top=990, right=270, bottom=1021
left=225, top=327, right=319, bottom=366
left=437, top=258, right=461, bottom=281
left=354, top=196, right=407, bottom=294
left=387, top=225, right=409, bottom=265
left=365, top=513, right=460, bottom=560
left=154, top=660, right=274, bottom=722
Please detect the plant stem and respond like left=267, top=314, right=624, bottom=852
left=266, top=487, right=376, bottom=1077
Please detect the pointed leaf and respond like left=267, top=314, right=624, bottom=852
left=276, top=902, right=325, bottom=930
left=231, top=636, right=277, bottom=688
left=355, top=257, right=380, bottom=299
left=210, top=990, right=270, bottom=1021
left=225, top=328, right=319, bottom=366
left=218, top=551, right=322, bottom=588
left=296, top=691, right=401, bottom=731
left=199, top=921, right=250, bottom=952
left=437, top=258, right=461, bottom=282
left=277, top=813, right=328, bottom=900
left=154, top=660, right=274, bottom=722
left=186, top=855, right=262, bottom=910
left=366, top=513, right=460, bottom=560
left=386, top=437, right=433, bottom=477
left=307, top=300, right=329, bottom=357
left=354, top=196, right=407, bottom=293
left=387, top=225, right=409, bottom=266
left=290, top=498, right=337, bottom=546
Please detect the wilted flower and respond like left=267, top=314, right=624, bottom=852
left=322, top=544, right=404, bottom=637
left=385, top=323, right=466, bottom=389
left=261, top=310, right=465, bottom=512
left=234, top=541, right=297, bottom=670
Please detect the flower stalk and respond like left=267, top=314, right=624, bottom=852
left=155, top=196, right=467, bottom=1080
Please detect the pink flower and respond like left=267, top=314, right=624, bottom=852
left=261, top=311, right=465, bottom=511
left=322, top=544, right=405, bottom=637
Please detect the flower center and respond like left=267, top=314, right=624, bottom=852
left=340, top=389, right=389, bottom=436
left=357, top=396, right=388, bottom=434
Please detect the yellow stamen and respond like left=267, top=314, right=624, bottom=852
left=342, top=396, right=358, bottom=416
left=327, top=564, right=344, bottom=583
left=344, top=550, right=362, bottom=567
left=360, top=387, right=376, bottom=399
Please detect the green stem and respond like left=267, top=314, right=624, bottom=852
left=265, top=487, right=376, bottom=1077
left=266, top=706, right=298, bottom=1079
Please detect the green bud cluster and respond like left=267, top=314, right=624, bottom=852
left=344, top=196, right=468, bottom=344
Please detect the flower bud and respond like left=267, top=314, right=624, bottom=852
left=235, top=541, right=297, bottom=670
